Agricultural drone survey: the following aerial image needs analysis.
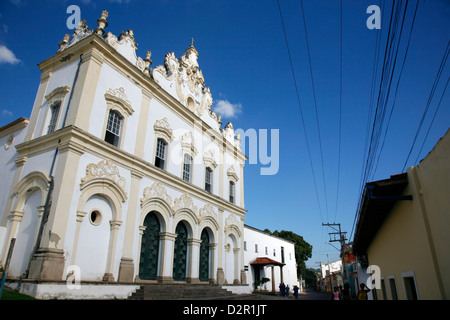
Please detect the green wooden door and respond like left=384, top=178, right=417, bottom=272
left=199, top=229, right=210, bottom=282
left=173, top=223, right=188, bottom=281
left=139, top=212, right=160, bottom=280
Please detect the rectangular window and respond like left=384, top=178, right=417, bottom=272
left=244, top=241, right=247, bottom=251
left=47, top=101, right=61, bottom=134
left=281, top=246, right=285, bottom=264
left=229, top=181, right=235, bottom=203
left=380, top=279, right=387, bottom=300
left=155, top=138, right=167, bottom=169
left=403, top=277, right=418, bottom=300
left=205, top=167, right=213, bottom=193
left=255, top=244, right=258, bottom=253
left=265, top=246, right=268, bottom=255
left=105, top=110, right=123, bottom=147
left=183, top=154, right=192, bottom=182
left=389, top=277, right=398, bottom=300
left=273, top=249, right=276, bottom=257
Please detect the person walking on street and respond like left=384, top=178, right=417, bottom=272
left=286, top=284, right=289, bottom=297
left=333, top=287, right=340, bottom=300
left=357, top=283, right=371, bottom=300
left=293, top=285, right=299, bottom=299
left=280, top=282, right=285, bottom=297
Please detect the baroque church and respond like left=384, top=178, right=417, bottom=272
left=0, top=11, right=298, bottom=299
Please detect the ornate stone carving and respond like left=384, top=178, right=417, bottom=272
left=151, top=42, right=216, bottom=124
left=227, top=165, right=239, bottom=182
left=224, top=213, right=242, bottom=237
left=199, top=203, right=218, bottom=221
left=104, top=87, right=134, bottom=115
left=181, top=131, right=198, bottom=156
left=153, top=117, right=173, bottom=141
left=203, top=149, right=217, bottom=169
left=141, top=181, right=173, bottom=207
left=119, top=30, right=138, bottom=49
left=225, top=214, right=239, bottom=229
left=173, top=193, right=198, bottom=214
left=81, top=159, right=126, bottom=191
left=104, top=28, right=148, bottom=74
left=58, top=19, right=93, bottom=52
left=45, top=86, right=71, bottom=102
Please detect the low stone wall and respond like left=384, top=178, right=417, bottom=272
left=5, top=281, right=140, bottom=300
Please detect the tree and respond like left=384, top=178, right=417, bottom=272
left=266, top=229, right=312, bottom=278
left=303, top=268, right=319, bottom=287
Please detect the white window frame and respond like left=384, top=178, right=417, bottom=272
left=205, top=166, right=213, bottom=193
left=104, top=109, right=124, bottom=147
left=401, top=270, right=420, bottom=300
left=229, top=181, right=235, bottom=204
left=388, top=274, right=398, bottom=300
left=155, top=137, right=168, bottom=170
left=182, top=153, right=193, bottom=183
left=153, top=118, right=173, bottom=171
left=102, top=87, right=134, bottom=149
left=47, top=101, right=61, bottom=134
left=42, top=86, right=70, bottom=136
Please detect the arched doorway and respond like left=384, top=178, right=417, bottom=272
left=139, top=212, right=160, bottom=280
left=173, top=222, right=188, bottom=281
left=199, top=229, right=210, bottom=282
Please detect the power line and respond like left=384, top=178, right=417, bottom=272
left=373, top=0, right=419, bottom=177
left=299, top=0, right=330, bottom=221
left=351, top=1, right=401, bottom=240
left=276, top=0, right=324, bottom=223
left=334, top=0, right=343, bottom=223
left=413, top=76, right=449, bottom=164
left=402, top=40, right=450, bottom=171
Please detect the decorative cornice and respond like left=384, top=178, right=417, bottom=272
left=81, top=159, right=127, bottom=193
left=227, top=165, right=239, bottom=182
left=203, top=149, right=217, bottom=169
left=224, top=213, right=242, bottom=237
left=140, top=181, right=173, bottom=208
left=153, top=117, right=173, bottom=142
left=199, top=203, right=218, bottom=222
left=104, top=87, right=134, bottom=116
left=45, top=86, right=71, bottom=102
left=173, top=192, right=198, bottom=215
left=181, top=131, right=198, bottom=156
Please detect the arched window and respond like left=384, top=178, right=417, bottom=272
left=205, top=167, right=213, bottom=193
left=47, top=101, right=61, bottom=134
left=229, top=181, right=235, bottom=204
left=183, top=154, right=193, bottom=183
left=105, top=109, right=123, bottom=147
left=155, top=138, right=168, bottom=170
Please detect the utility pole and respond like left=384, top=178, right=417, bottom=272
left=322, top=223, right=348, bottom=283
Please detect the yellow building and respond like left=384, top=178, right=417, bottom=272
left=353, top=129, right=450, bottom=300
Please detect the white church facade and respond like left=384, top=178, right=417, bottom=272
left=0, top=11, right=297, bottom=299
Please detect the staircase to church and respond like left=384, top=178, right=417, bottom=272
left=128, top=283, right=241, bottom=300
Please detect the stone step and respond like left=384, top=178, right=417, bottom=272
left=128, top=284, right=237, bottom=300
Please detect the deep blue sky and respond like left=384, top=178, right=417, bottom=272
left=1, top=0, right=449, bottom=269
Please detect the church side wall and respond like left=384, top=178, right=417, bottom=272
left=244, top=226, right=298, bottom=292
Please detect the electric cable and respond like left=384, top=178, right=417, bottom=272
left=276, top=0, right=324, bottom=223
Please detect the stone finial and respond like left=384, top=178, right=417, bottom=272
left=58, top=34, right=71, bottom=49
left=144, top=50, right=152, bottom=75
left=96, top=10, right=109, bottom=36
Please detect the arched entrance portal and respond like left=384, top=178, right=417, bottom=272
left=139, top=212, right=160, bottom=280
left=199, top=229, right=210, bottom=282
left=173, top=222, right=188, bottom=281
